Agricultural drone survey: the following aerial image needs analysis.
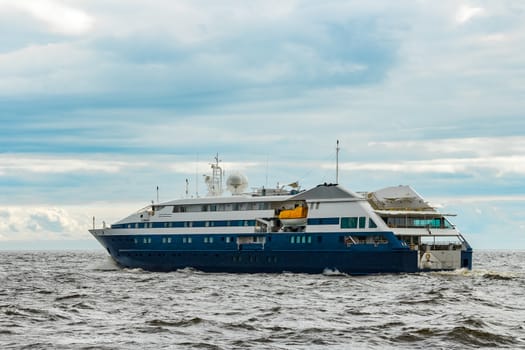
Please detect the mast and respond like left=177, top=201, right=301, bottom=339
left=205, top=153, right=223, bottom=196
left=336, top=140, right=340, bottom=184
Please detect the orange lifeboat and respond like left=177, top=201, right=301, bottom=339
left=279, top=206, right=308, bottom=226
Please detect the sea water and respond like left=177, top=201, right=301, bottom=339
left=0, top=250, right=524, bottom=349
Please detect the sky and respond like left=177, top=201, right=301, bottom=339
left=0, top=0, right=524, bottom=250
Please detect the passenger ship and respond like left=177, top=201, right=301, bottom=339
left=89, top=157, right=472, bottom=274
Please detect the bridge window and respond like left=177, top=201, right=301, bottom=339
left=359, top=217, right=366, bottom=229
left=369, top=219, right=377, bottom=228
left=341, top=217, right=358, bottom=229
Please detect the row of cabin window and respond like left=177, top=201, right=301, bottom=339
left=290, top=236, right=313, bottom=244
left=132, top=236, right=236, bottom=244
left=115, top=217, right=377, bottom=230
left=133, top=234, right=385, bottom=246
left=170, top=201, right=319, bottom=213
left=385, top=217, right=453, bottom=229
left=340, top=217, right=377, bottom=229
left=115, top=220, right=256, bottom=229
left=173, top=202, right=272, bottom=213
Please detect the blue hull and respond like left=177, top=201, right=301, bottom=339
left=113, top=250, right=418, bottom=274
left=96, top=232, right=422, bottom=274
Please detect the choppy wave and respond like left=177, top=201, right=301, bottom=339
left=0, top=250, right=524, bottom=349
left=432, top=267, right=519, bottom=280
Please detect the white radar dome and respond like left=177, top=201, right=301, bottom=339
left=226, top=173, right=248, bottom=195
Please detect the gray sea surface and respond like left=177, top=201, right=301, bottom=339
left=0, top=250, right=524, bottom=349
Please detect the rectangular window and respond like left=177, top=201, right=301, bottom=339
left=209, top=237, right=214, bottom=243
left=290, top=236, right=295, bottom=244
left=359, top=217, right=366, bottom=229
left=204, top=237, right=209, bottom=243
left=172, top=206, right=186, bottom=213
left=341, top=217, right=358, bottom=229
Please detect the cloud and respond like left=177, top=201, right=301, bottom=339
left=0, top=155, right=131, bottom=175
left=456, top=5, right=486, bottom=24
left=337, top=156, right=525, bottom=177
left=0, top=204, right=133, bottom=241
left=2, top=0, right=94, bottom=36
left=0, top=1, right=399, bottom=102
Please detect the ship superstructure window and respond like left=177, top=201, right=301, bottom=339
left=385, top=217, right=451, bottom=229
left=203, top=237, right=214, bottom=244
left=290, top=235, right=312, bottom=244
left=173, top=206, right=186, bottom=213
left=341, top=217, right=358, bottom=229
left=171, top=201, right=276, bottom=213
left=341, top=217, right=372, bottom=229
left=308, top=217, right=339, bottom=225
left=182, top=237, right=192, bottom=244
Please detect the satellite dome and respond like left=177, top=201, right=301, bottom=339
left=226, top=173, right=248, bottom=195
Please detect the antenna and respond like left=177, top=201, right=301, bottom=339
left=265, top=155, right=269, bottom=187
left=205, top=153, right=223, bottom=196
left=156, top=186, right=159, bottom=203
left=336, top=140, right=340, bottom=184
left=195, top=154, right=199, bottom=197
left=185, top=178, right=189, bottom=197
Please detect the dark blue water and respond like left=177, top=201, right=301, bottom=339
left=0, top=250, right=524, bottom=349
